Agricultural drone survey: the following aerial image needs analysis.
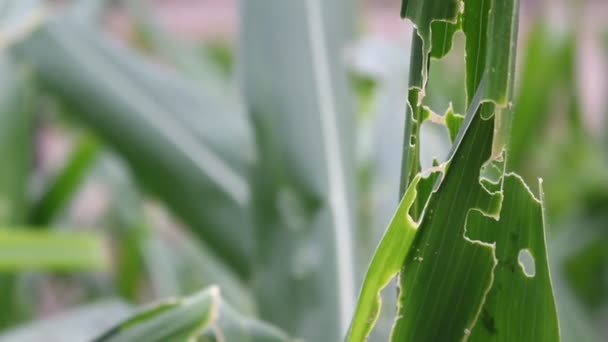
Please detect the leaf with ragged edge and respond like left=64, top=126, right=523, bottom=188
left=11, top=14, right=255, bottom=276
left=386, top=0, right=560, bottom=340
left=462, top=0, right=519, bottom=154
left=391, top=104, right=503, bottom=341
left=400, top=0, right=461, bottom=88
left=445, top=106, right=464, bottom=142
left=240, top=0, right=356, bottom=340
left=465, top=175, right=559, bottom=341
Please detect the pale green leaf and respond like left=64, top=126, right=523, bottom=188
left=94, top=287, right=220, bottom=342
left=11, top=15, right=254, bottom=276
left=239, top=0, right=356, bottom=340
left=0, top=229, right=106, bottom=271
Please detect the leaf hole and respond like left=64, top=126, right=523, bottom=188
left=517, top=249, right=536, bottom=277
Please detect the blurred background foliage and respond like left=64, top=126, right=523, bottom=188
left=0, top=0, right=607, bottom=341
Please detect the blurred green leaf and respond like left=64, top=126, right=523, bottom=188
left=0, top=55, right=35, bottom=328
left=12, top=15, right=255, bottom=276
left=0, top=57, right=33, bottom=224
left=94, top=287, right=291, bottom=342
left=564, top=232, right=608, bottom=312
left=0, top=229, right=106, bottom=271
left=549, top=225, right=603, bottom=342
left=0, top=299, right=132, bottom=342
left=199, top=303, right=292, bottom=342
left=30, top=133, right=99, bottom=226
left=123, top=0, right=232, bottom=103
left=95, top=154, right=255, bottom=313
left=509, top=24, right=576, bottom=171
left=240, top=0, right=357, bottom=340
left=94, top=287, right=219, bottom=342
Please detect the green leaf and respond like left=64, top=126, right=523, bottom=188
left=400, top=0, right=461, bottom=87
left=465, top=175, right=559, bottom=341
left=386, top=0, right=560, bottom=340
left=30, top=133, right=99, bottom=226
left=93, top=287, right=292, bottom=342
left=123, top=0, right=231, bottom=104
left=0, top=56, right=34, bottom=225
left=239, top=0, right=357, bottom=340
left=95, top=154, right=255, bottom=314
left=549, top=227, right=602, bottom=342
left=445, top=106, right=464, bottom=142
left=94, top=287, right=220, bottom=342
left=11, top=15, right=255, bottom=276
left=0, top=299, right=132, bottom=342
left=508, top=25, right=576, bottom=171
left=391, top=103, right=502, bottom=341
left=347, top=174, right=431, bottom=341
left=199, top=303, right=292, bottom=342
left=0, top=55, right=35, bottom=328
left=0, top=229, right=106, bottom=271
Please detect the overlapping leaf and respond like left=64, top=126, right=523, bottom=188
left=93, top=287, right=291, bottom=342
left=349, top=0, right=560, bottom=340
left=11, top=15, right=254, bottom=276
left=239, top=0, right=356, bottom=340
left=0, top=55, right=35, bottom=328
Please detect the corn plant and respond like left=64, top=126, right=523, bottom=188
left=3, top=0, right=608, bottom=340
left=347, top=0, right=560, bottom=340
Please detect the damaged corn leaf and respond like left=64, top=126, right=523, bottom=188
left=400, top=0, right=461, bottom=88
left=348, top=0, right=559, bottom=340
left=465, top=175, right=559, bottom=341
left=391, top=101, right=503, bottom=341
left=398, top=0, right=462, bottom=196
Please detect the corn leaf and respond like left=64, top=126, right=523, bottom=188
left=0, top=55, right=35, bottom=328
left=239, top=0, right=357, bottom=340
left=11, top=15, right=255, bottom=276
left=347, top=172, right=442, bottom=341
left=349, top=0, right=560, bottom=339
left=0, top=299, right=132, bottom=342
left=93, top=287, right=291, bottom=342
left=96, top=154, right=255, bottom=314
left=30, top=133, right=99, bottom=225
left=0, top=229, right=106, bottom=271
left=93, top=287, right=220, bottom=342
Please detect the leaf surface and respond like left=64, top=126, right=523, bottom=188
left=239, top=0, right=356, bottom=340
